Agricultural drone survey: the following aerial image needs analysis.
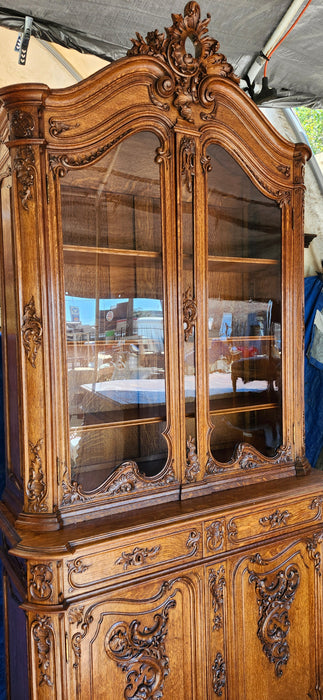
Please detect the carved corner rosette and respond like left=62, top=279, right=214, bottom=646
left=183, top=288, right=197, bottom=342
left=127, top=2, right=238, bottom=123
left=10, top=110, right=35, bottom=139
left=29, top=562, right=53, bottom=601
left=212, top=652, right=226, bottom=696
left=26, top=439, right=48, bottom=513
left=13, top=144, right=36, bottom=210
left=22, top=296, right=43, bottom=368
left=248, top=562, right=300, bottom=677
left=104, top=594, right=177, bottom=699
left=185, top=435, right=200, bottom=482
left=209, top=566, right=225, bottom=631
left=32, top=615, right=54, bottom=687
left=115, top=545, right=161, bottom=571
left=61, top=459, right=176, bottom=507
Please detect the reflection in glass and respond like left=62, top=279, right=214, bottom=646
left=207, top=144, right=282, bottom=462
left=61, top=132, right=167, bottom=486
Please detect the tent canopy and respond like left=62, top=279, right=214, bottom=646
left=0, top=0, right=322, bottom=107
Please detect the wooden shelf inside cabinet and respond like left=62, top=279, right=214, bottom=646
left=208, top=255, right=279, bottom=272
left=63, top=245, right=162, bottom=266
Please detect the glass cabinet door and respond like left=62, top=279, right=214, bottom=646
left=60, top=132, right=168, bottom=490
left=206, top=144, right=282, bottom=463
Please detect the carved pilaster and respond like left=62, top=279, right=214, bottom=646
left=32, top=615, right=54, bottom=687
left=13, top=144, right=35, bottom=210
left=26, top=439, right=48, bottom=513
left=209, top=566, right=225, bottom=630
left=181, top=137, right=195, bottom=192
left=21, top=296, right=42, bottom=368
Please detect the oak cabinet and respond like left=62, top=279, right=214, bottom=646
left=0, top=2, right=322, bottom=698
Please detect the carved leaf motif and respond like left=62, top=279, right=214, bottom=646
left=22, top=296, right=42, bottom=368
left=115, top=545, right=161, bottom=571
left=209, top=566, right=225, bottom=630
left=259, top=509, right=291, bottom=529
left=212, top=652, right=226, bottom=696
left=185, top=435, right=200, bottom=482
left=105, top=595, right=176, bottom=699
left=29, top=563, right=53, bottom=601
left=128, top=2, right=238, bottom=123
left=61, top=460, right=176, bottom=506
left=10, top=110, right=34, bottom=138
left=13, top=145, right=35, bottom=209
left=68, top=606, right=85, bottom=626
left=49, top=130, right=132, bottom=177
left=181, top=136, right=195, bottom=192
left=207, top=442, right=293, bottom=475
left=32, top=615, right=54, bottom=687
left=186, top=528, right=201, bottom=555
left=249, top=563, right=300, bottom=677
left=26, top=439, right=48, bottom=513
left=48, top=118, right=80, bottom=137
left=183, top=289, right=197, bottom=342
left=306, top=531, right=323, bottom=575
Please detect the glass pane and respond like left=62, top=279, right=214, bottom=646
left=210, top=408, right=281, bottom=462
left=181, top=154, right=196, bottom=450
left=61, top=131, right=167, bottom=488
left=207, top=144, right=282, bottom=462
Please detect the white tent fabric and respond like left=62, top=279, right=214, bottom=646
left=0, top=0, right=322, bottom=106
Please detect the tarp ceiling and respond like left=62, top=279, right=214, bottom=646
left=0, top=0, right=322, bottom=107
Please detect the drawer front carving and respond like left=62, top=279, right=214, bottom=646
left=204, top=519, right=225, bottom=555
left=227, top=495, right=323, bottom=547
left=65, top=527, right=202, bottom=594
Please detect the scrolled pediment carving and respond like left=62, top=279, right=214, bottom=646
left=127, top=2, right=238, bottom=123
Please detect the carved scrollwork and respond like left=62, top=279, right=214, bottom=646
left=248, top=563, right=300, bottom=677
left=310, top=495, right=323, bottom=520
left=62, top=460, right=176, bottom=506
left=32, top=615, right=54, bottom=687
left=26, top=439, right=48, bottom=513
left=105, top=595, right=176, bottom=699
left=29, top=563, right=53, bottom=601
left=128, top=2, right=238, bottom=123
left=22, top=296, right=42, bottom=368
left=206, top=521, right=224, bottom=552
left=186, top=528, right=201, bottom=555
left=13, top=145, right=35, bottom=209
left=48, top=118, right=80, bottom=137
left=185, top=435, right=200, bottom=482
left=209, top=566, right=225, bottom=630
left=259, top=509, right=291, bottom=529
left=201, top=154, right=212, bottom=174
left=306, top=531, right=323, bottom=575
left=70, top=607, right=94, bottom=671
left=181, top=136, right=195, bottom=192
left=183, top=287, right=197, bottom=342
left=212, top=652, right=226, bottom=696
left=276, top=164, right=290, bottom=178
left=10, top=110, right=35, bottom=139
left=115, top=545, right=161, bottom=571
left=49, top=130, right=132, bottom=177
left=207, top=442, right=292, bottom=475
left=67, top=558, right=91, bottom=593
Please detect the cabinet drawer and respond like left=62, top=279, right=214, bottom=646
left=226, top=495, right=323, bottom=548
left=64, top=525, right=202, bottom=595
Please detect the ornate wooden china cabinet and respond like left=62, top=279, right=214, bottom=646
left=0, top=4, right=322, bottom=699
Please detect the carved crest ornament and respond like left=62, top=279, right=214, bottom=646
left=127, top=1, right=239, bottom=123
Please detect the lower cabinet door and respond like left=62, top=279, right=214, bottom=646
left=66, top=568, right=204, bottom=700
left=227, top=533, right=323, bottom=700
